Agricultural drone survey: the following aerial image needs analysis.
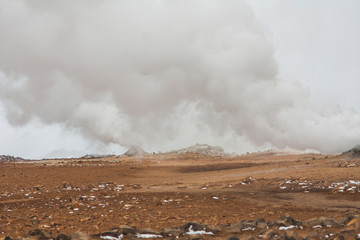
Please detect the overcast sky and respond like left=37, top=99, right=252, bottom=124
left=1, top=1, right=360, bottom=159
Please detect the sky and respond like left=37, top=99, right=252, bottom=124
left=0, top=0, right=360, bottom=159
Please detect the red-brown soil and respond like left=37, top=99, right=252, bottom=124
left=0, top=152, right=359, bottom=239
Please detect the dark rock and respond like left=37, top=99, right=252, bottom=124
left=242, top=236, right=257, bottom=240
left=25, top=229, right=50, bottom=240
left=4, top=237, right=12, bottom=240
left=227, top=237, right=239, bottom=240
left=56, top=233, right=71, bottom=240
left=180, top=222, right=204, bottom=232
left=276, top=215, right=300, bottom=226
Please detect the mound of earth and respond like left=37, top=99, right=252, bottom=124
left=170, top=143, right=226, bottom=157
left=124, top=145, right=147, bottom=156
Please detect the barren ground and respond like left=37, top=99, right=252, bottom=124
left=0, top=152, right=359, bottom=239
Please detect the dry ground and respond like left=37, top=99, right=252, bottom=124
left=0, top=152, right=359, bottom=238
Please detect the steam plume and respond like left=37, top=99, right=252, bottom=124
left=1, top=0, right=360, bottom=154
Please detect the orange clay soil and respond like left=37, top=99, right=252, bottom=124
left=0, top=152, right=359, bottom=238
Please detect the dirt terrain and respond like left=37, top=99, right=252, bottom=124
left=1, top=151, right=360, bottom=239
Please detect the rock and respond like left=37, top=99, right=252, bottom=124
left=138, top=228, right=161, bottom=235
left=261, top=229, right=280, bottom=240
left=284, top=230, right=302, bottom=240
left=340, top=230, right=357, bottom=240
left=276, top=215, right=300, bottom=227
left=4, top=237, right=12, bottom=240
left=345, top=216, right=360, bottom=232
left=302, top=218, right=323, bottom=228
left=242, top=236, right=257, bottom=240
left=227, top=222, right=244, bottom=234
left=331, top=233, right=345, bottom=240
left=305, top=231, right=320, bottom=240
left=242, top=220, right=256, bottom=228
left=187, top=235, right=203, bottom=240
left=70, top=232, right=91, bottom=240
left=321, top=217, right=343, bottom=228
left=24, top=229, right=50, bottom=240
left=111, top=225, right=136, bottom=235
left=256, top=221, right=267, bottom=229
left=227, top=237, right=239, bottom=240
left=80, top=217, right=91, bottom=222
left=161, top=228, right=181, bottom=237
left=180, top=222, right=204, bottom=232
left=56, top=234, right=71, bottom=240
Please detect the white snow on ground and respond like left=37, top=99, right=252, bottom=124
left=100, top=234, right=123, bottom=240
left=280, top=179, right=360, bottom=193
left=185, top=225, right=214, bottom=235
left=279, top=225, right=295, bottom=230
left=313, top=225, right=322, bottom=228
left=242, top=227, right=255, bottom=231
left=135, top=233, right=163, bottom=238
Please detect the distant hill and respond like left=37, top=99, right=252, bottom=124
left=342, top=145, right=360, bottom=158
